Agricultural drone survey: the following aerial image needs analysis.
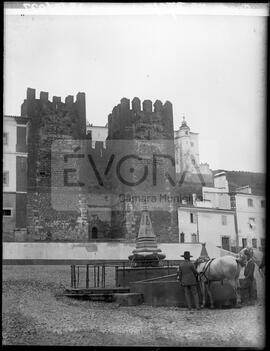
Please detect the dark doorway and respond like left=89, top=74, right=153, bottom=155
left=242, top=238, right=247, bottom=248
left=92, top=226, right=98, bottom=239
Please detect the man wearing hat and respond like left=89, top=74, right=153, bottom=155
left=243, top=250, right=256, bottom=305
left=178, top=251, right=200, bottom=310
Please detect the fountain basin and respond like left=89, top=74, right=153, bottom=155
left=129, top=275, right=257, bottom=307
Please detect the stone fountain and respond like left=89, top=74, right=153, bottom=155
left=128, top=206, right=166, bottom=267
left=116, top=206, right=176, bottom=287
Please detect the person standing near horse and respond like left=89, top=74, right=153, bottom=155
left=259, top=253, right=265, bottom=275
left=243, top=250, right=256, bottom=305
left=177, top=251, right=200, bottom=310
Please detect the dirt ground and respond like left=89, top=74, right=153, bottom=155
left=2, top=265, right=265, bottom=347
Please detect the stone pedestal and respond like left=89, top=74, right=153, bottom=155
left=128, top=208, right=166, bottom=267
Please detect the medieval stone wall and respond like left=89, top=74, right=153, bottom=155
left=21, top=88, right=88, bottom=241
left=107, top=97, right=179, bottom=243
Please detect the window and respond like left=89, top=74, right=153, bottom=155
left=87, top=130, right=92, bottom=139
left=252, top=238, right=257, bottom=249
left=3, top=132, right=8, bottom=145
left=242, top=238, right=247, bottom=248
left=180, top=232, right=185, bottom=243
left=190, top=213, right=197, bottom=223
left=190, top=142, right=194, bottom=147
left=230, top=196, right=236, bottom=209
left=261, top=238, right=265, bottom=249
left=185, top=131, right=188, bottom=135
left=222, top=236, right=230, bottom=251
left=221, top=215, right=227, bottom=226
left=247, top=198, right=253, bottom=207
left=261, top=200, right=265, bottom=208
left=17, top=126, right=27, bottom=145
left=3, top=209, right=12, bottom=216
left=262, top=218, right=265, bottom=229
left=3, top=171, right=9, bottom=186
left=191, top=233, right=197, bottom=243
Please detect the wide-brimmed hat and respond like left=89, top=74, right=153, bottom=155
left=181, top=251, right=193, bottom=259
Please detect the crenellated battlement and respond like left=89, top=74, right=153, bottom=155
left=21, top=88, right=86, bottom=115
left=109, top=97, right=173, bottom=114
left=21, top=88, right=86, bottom=140
left=108, top=97, right=174, bottom=140
left=52, top=96, right=61, bottom=103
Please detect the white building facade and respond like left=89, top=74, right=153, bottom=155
left=230, top=187, right=265, bottom=252
left=86, top=122, right=108, bottom=147
left=202, top=171, right=231, bottom=209
left=3, top=115, right=29, bottom=240
left=178, top=205, right=237, bottom=251
left=189, top=171, right=265, bottom=253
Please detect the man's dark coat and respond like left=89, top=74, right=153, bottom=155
left=244, top=259, right=255, bottom=281
left=178, top=260, right=198, bottom=286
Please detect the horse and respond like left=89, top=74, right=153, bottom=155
left=194, top=247, right=253, bottom=309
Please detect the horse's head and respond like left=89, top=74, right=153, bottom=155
left=237, top=247, right=253, bottom=266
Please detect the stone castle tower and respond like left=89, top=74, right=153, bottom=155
left=21, top=88, right=88, bottom=241
left=105, top=97, right=179, bottom=243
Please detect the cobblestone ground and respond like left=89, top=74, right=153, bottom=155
left=2, top=265, right=265, bottom=348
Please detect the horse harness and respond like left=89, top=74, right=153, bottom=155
left=198, top=258, right=215, bottom=284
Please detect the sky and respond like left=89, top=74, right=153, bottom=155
left=4, top=3, right=267, bottom=173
